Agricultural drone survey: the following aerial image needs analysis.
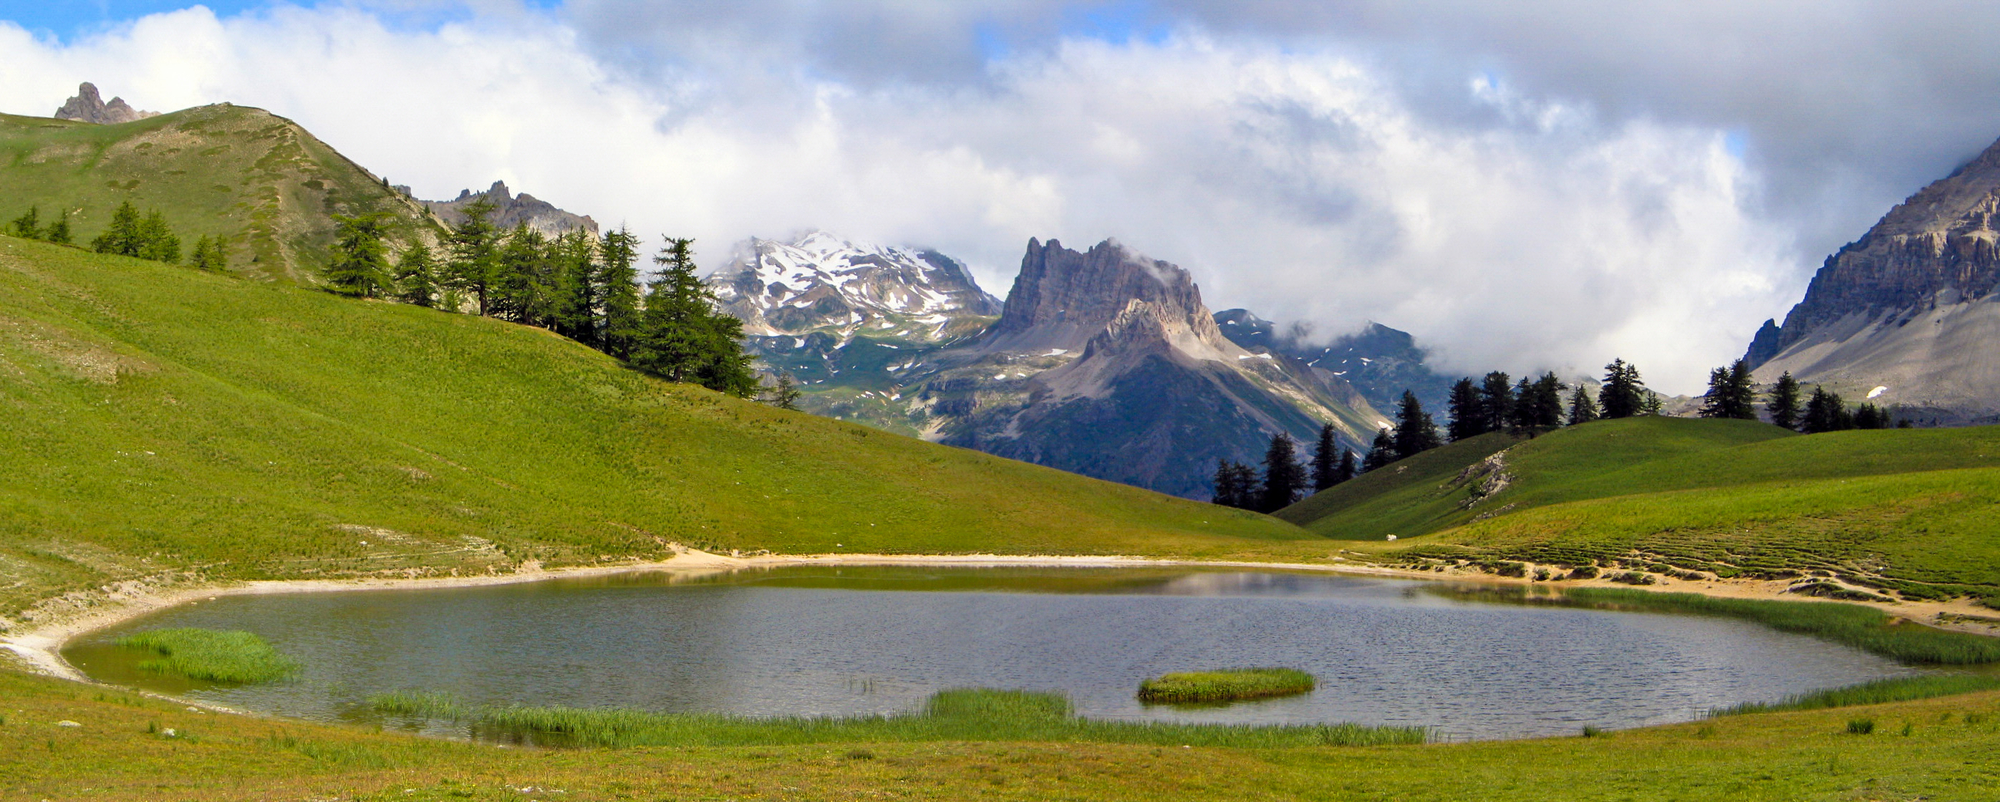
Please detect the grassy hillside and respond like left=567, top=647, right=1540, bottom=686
left=6, top=660, right=2000, bottom=800
left=0, top=236, right=1311, bottom=625
left=0, top=105, right=439, bottom=283
left=1283, top=416, right=2000, bottom=597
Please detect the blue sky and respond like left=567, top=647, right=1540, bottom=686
left=5, top=1, right=265, bottom=40
left=7, top=1, right=2000, bottom=388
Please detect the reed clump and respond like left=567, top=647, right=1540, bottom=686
left=1433, top=585, right=2000, bottom=665
left=372, top=687, right=1424, bottom=750
left=1136, top=668, right=1317, bottom=704
left=1711, top=675, right=2000, bottom=716
left=1560, top=588, right=2000, bottom=665
left=114, top=628, right=299, bottom=683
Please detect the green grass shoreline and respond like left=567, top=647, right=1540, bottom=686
left=372, top=688, right=1423, bottom=749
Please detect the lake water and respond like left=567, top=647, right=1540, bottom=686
left=64, top=566, right=1928, bottom=741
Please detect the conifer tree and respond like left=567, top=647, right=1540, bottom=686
left=1699, top=359, right=1758, bottom=419
left=1567, top=384, right=1599, bottom=425
left=134, top=211, right=180, bottom=264
left=1393, top=391, right=1441, bottom=460
left=635, top=237, right=758, bottom=396
left=45, top=209, right=72, bottom=245
left=1852, top=403, right=1889, bottom=430
left=596, top=227, right=644, bottom=360
left=765, top=371, right=803, bottom=410
left=1362, top=429, right=1397, bottom=471
left=1600, top=359, right=1645, bottom=418
left=1310, top=423, right=1340, bottom=491
left=394, top=243, right=439, bottom=307
left=551, top=231, right=600, bottom=346
left=188, top=235, right=227, bottom=271
left=1332, top=448, right=1358, bottom=485
left=1767, top=371, right=1802, bottom=430
left=1259, top=433, right=1307, bottom=512
left=8, top=206, right=40, bottom=239
left=1479, top=372, right=1514, bottom=433
left=444, top=198, right=500, bottom=314
left=1800, top=387, right=1853, bottom=434
left=494, top=224, right=558, bottom=325
left=1447, top=378, right=1485, bottom=441
left=91, top=202, right=144, bottom=257
left=1513, top=372, right=1565, bottom=427
left=327, top=213, right=391, bottom=297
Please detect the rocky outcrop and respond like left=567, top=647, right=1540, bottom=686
left=716, top=234, right=1389, bottom=498
left=983, top=238, right=1228, bottom=356
left=52, top=83, right=158, bottom=125
left=938, top=239, right=1387, bottom=498
left=1746, top=134, right=2000, bottom=424
left=424, top=181, right=597, bottom=238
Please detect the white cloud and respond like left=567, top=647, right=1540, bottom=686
left=0, top=4, right=1807, bottom=392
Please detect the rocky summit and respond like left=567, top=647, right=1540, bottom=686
left=710, top=231, right=1001, bottom=343
left=52, top=82, right=158, bottom=125
left=723, top=234, right=1387, bottom=498
left=422, top=180, right=598, bottom=238
left=1747, top=134, right=2000, bottom=424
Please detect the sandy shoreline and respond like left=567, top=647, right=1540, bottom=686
left=6, top=547, right=1997, bottom=684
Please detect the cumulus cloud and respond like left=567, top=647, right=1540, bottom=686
left=6, top=2, right=1972, bottom=391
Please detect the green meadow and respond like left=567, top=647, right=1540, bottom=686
left=0, top=235, right=1312, bottom=625
left=1284, top=416, right=2000, bottom=599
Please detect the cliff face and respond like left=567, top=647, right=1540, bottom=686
left=1746, top=135, right=2000, bottom=424
left=937, top=239, right=1386, bottom=498
left=716, top=234, right=1388, bottom=498
left=52, top=83, right=159, bottom=125
left=983, top=238, right=1228, bottom=357
left=423, top=181, right=598, bottom=238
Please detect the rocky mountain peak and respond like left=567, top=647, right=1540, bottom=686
left=53, top=82, right=159, bottom=125
left=424, top=180, right=598, bottom=237
left=1744, top=130, right=2000, bottom=424
left=707, top=231, right=1001, bottom=341
left=983, top=238, right=1230, bottom=356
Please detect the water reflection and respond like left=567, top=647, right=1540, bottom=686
left=64, top=566, right=1925, bottom=741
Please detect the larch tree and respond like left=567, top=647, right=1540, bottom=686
left=1258, top=433, right=1307, bottom=513
left=1767, top=372, right=1802, bottom=430
left=1310, top=423, right=1339, bottom=492
left=327, top=213, right=392, bottom=297
left=1478, top=372, right=1514, bottom=433
left=394, top=243, right=440, bottom=307
left=1446, top=377, right=1485, bottom=441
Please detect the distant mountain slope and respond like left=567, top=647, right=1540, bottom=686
left=1746, top=134, right=2000, bottom=424
left=0, top=104, right=440, bottom=282
left=710, top=230, right=1000, bottom=342
left=939, top=238, right=1387, bottom=498
left=1282, top=415, right=2000, bottom=596
left=1215, top=310, right=1455, bottom=415
left=422, top=180, right=598, bottom=238
left=0, top=236, right=1309, bottom=624
left=707, top=234, right=1388, bottom=498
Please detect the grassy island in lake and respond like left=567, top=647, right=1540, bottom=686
left=1137, top=668, right=1317, bottom=703
left=114, top=628, right=300, bottom=684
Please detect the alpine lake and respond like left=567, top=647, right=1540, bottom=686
left=63, top=566, right=1943, bottom=742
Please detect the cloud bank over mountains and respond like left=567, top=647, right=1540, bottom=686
left=5, top=1, right=1999, bottom=392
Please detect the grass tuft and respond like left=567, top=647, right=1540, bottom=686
left=113, top=628, right=298, bottom=683
left=1137, top=668, right=1316, bottom=704
left=1712, top=675, right=2000, bottom=716
left=377, top=687, right=1423, bottom=750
